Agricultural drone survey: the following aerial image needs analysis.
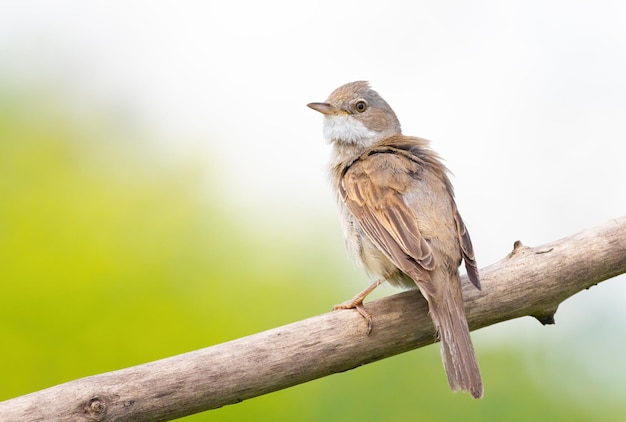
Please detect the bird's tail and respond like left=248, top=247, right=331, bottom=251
left=421, top=271, right=483, bottom=399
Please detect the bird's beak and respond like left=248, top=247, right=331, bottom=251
left=307, top=102, right=343, bottom=115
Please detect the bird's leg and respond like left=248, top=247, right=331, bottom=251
left=332, top=278, right=385, bottom=334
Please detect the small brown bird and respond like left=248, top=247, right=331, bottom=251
left=308, top=81, right=483, bottom=398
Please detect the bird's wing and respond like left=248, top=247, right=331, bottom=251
left=340, top=149, right=436, bottom=293
left=453, top=205, right=481, bottom=290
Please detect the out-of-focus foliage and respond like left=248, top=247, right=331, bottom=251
left=1, top=82, right=624, bottom=421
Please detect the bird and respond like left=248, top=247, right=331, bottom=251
left=307, top=81, right=483, bottom=399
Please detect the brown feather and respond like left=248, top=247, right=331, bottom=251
left=453, top=207, right=481, bottom=289
left=428, top=271, right=483, bottom=398
left=339, top=135, right=483, bottom=397
left=341, top=149, right=435, bottom=274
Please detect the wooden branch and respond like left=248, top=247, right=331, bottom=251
left=2, top=217, right=626, bottom=421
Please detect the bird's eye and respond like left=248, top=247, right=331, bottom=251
left=355, top=100, right=367, bottom=113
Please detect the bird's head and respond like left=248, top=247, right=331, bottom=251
left=308, top=81, right=401, bottom=148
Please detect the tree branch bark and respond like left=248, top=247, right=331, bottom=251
left=2, top=217, right=626, bottom=421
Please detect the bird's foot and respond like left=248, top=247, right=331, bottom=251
left=332, top=278, right=384, bottom=334
left=332, top=299, right=373, bottom=334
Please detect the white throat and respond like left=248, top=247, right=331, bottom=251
left=323, top=114, right=380, bottom=147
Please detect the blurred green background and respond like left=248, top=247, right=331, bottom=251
left=1, top=79, right=625, bottom=421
